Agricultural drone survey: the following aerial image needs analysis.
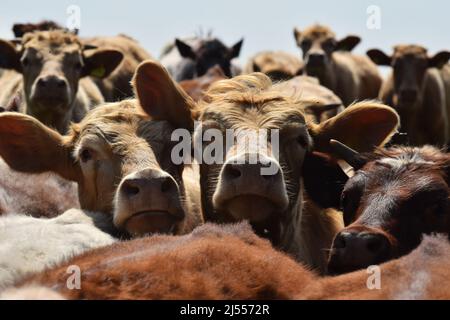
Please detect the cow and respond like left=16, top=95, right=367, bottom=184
left=293, top=24, right=382, bottom=105
left=82, top=35, right=153, bottom=101
left=367, top=45, right=450, bottom=147
left=244, top=51, right=304, bottom=81
left=160, top=36, right=243, bottom=82
left=0, top=30, right=123, bottom=133
left=324, top=142, right=450, bottom=275
left=12, top=20, right=69, bottom=38
left=0, top=60, right=203, bottom=238
left=0, top=209, right=115, bottom=290
left=8, top=222, right=450, bottom=300
left=194, top=72, right=399, bottom=272
left=179, top=65, right=227, bottom=102
left=275, top=75, right=344, bottom=123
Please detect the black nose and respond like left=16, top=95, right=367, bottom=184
left=37, top=76, right=67, bottom=90
left=328, top=231, right=391, bottom=274
left=307, top=53, right=325, bottom=66
left=399, top=89, right=418, bottom=103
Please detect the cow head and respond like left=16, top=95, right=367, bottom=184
left=294, top=24, right=360, bottom=77
left=0, top=30, right=123, bottom=132
left=197, top=72, right=399, bottom=248
left=175, top=38, right=243, bottom=78
left=0, top=60, right=197, bottom=238
left=367, top=45, right=450, bottom=108
left=327, top=143, right=450, bottom=274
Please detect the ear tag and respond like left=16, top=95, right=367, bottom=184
left=337, top=159, right=355, bottom=178
left=91, top=66, right=106, bottom=78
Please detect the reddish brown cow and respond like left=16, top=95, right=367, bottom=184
left=179, top=65, right=227, bottom=102
left=367, top=45, right=450, bottom=146
left=0, top=60, right=202, bottom=237
left=195, top=73, right=399, bottom=272
left=294, top=24, right=382, bottom=105
left=244, top=51, right=304, bottom=81
left=326, top=142, right=450, bottom=274
left=10, top=222, right=450, bottom=300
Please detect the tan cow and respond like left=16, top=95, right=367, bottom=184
left=83, top=35, right=153, bottom=101
left=195, top=73, right=399, bottom=273
left=367, top=45, right=450, bottom=146
left=0, top=30, right=123, bottom=133
left=294, top=24, right=382, bottom=105
left=0, top=60, right=202, bottom=237
left=10, top=223, right=450, bottom=300
left=244, top=51, right=304, bottom=81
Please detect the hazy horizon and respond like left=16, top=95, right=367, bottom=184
left=1, top=0, right=449, bottom=66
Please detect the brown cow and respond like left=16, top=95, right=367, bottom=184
left=367, top=45, right=450, bottom=147
left=0, top=60, right=202, bottom=237
left=276, top=75, right=344, bottom=123
left=294, top=24, right=382, bottom=105
left=0, top=30, right=123, bottom=133
left=10, top=222, right=450, bottom=300
left=179, top=65, right=227, bottom=102
left=326, top=142, right=450, bottom=274
left=244, top=51, right=304, bottom=81
left=83, top=35, right=153, bottom=101
left=160, top=36, right=243, bottom=81
left=195, top=73, right=399, bottom=272
left=12, top=20, right=72, bottom=38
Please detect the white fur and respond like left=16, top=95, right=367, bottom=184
left=0, top=209, right=115, bottom=290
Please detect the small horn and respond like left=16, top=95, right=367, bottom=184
left=330, top=139, right=367, bottom=170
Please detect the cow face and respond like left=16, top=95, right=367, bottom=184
left=367, top=45, right=450, bottom=108
left=0, top=30, right=123, bottom=132
left=197, top=72, right=399, bottom=246
left=0, top=60, right=196, bottom=238
left=175, top=38, right=243, bottom=78
left=294, top=25, right=360, bottom=77
left=328, top=144, right=450, bottom=275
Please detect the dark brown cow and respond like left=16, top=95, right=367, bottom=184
left=294, top=24, right=382, bottom=105
left=327, top=142, right=450, bottom=274
left=179, top=65, right=227, bottom=102
left=0, top=30, right=123, bottom=133
left=9, top=222, right=450, bottom=300
left=195, top=72, right=399, bottom=272
left=12, top=20, right=69, bottom=38
left=367, top=45, right=450, bottom=146
left=0, top=60, right=202, bottom=237
left=160, top=36, right=243, bottom=81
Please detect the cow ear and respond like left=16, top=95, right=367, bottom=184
left=336, top=35, right=361, bottom=52
left=310, top=101, right=400, bottom=154
left=429, top=51, right=450, bottom=69
left=133, top=60, right=196, bottom=130
left=293, top=28, right=302, bottom=45
left=82, top=49, right=123, bottom=78
left=229, top=39, right=244, bottom=59
left=367, top=49, right=392, bottom=66
left=175, top=39, right=196, bottom=60
left=0, top=113, right=79, bottom=181
left=0, top=39, right=22, bottom=72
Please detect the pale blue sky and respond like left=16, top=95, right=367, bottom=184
left=1, top=0, right=448, bottom=64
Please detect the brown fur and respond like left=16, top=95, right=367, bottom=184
left=294, top=24, right=382, bottom=105
left=83, top=35, right=153, bottom=101
left=244, top=51, right=304, bottom=81
left=368, top=45, right=450, bottom=146
left=195, top=73, right=399, bottom=273
left=179, top=65, right=227, bottom=102
left=16, top=223, right=450, bottom=300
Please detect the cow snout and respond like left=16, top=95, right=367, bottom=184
left=37, top=76, right=67, bottom=90
left=306, top=53, right=326, bottom=68
left=115, top=169, right=184, bottom=237
left=32, top=75, right=69, bottom=105
left=213, top=154, right=289, bottom=222
left=327, top=230, right=391, bottom=275
left=398, top=88, right=418, bottom=105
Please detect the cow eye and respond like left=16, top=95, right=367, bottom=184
left=80, top=148, right=93, bottom=163
left=301, top=40, right=311, bottom=48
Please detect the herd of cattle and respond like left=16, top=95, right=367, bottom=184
left=0, top=20, right=449, bottom=300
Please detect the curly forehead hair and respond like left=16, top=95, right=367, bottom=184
left=22, top=30, right=82, bottom=47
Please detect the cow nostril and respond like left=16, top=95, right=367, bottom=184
left=334, top=233, right=348, bottom=249
left=122, top=182, right=140, bottom=197
left=37, top=78, right=47, bottom=88
left=56, top=79, right=66, bottom=88
left=365, top=235, right=383, bottom=253
left=161, top=177, right=174, bottom=193
left=224, top=164, right=242, bottom=179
